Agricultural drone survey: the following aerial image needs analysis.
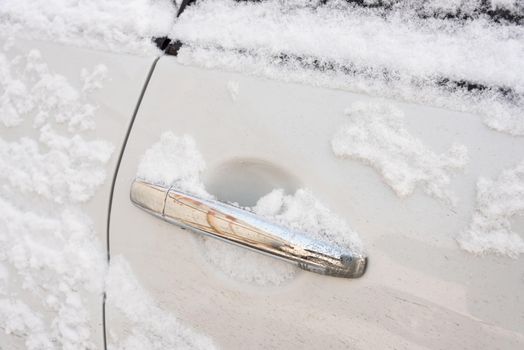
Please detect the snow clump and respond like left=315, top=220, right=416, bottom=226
left=331, top=102, right=469, bottom=205
left=458, top=160, right=524, bottom=257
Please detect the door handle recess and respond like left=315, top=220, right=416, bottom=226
left=130, top=179, right=367, bottom=278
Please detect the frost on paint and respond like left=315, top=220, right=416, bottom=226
left=172, top=0, right=524, bottom=135
left=0, top=49, right=111, bottom=348
left=332, top=102, right=468, bottom=205
left=137, top=132, right=364, bottom=285
left=458, top=161, right=524, bottom=257
left=0, top=0, right=177, bottom=55
left=106, top=256, right=216, bottom=350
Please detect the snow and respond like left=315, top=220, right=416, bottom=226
left=457, top=160, right=524, bottom=257
left=199, top=187, right=365, bottom=286
left=106, top=256, right=216, bottom=350
left=254, top=188, right=364, bottom=257
left=198, top=236, right=298, bottom=286
left=138, top=132, right=364, bottom=285
left=0, top=0, right=177, bottom=55
left=0, top=51, right=114, bottom=204
left=0, top=49, right=104, bottom=132
left=0, top=0, right=522, bottom=346
left=136, top=131, right=211, bottom=199
left=172, top=0, right=524, bottom=136
left=0, top=49, right=216, bottom=346
left=81, top=64, right=108, bottom=93
left=226, top=80, right=239, bottom=101
left=332, top=101, right=469, bottom=205
left=0, top=48, right=111, bottom=348
left=0, top=299, right=53, bottom=349
left=1, top=0, right=522, bottom=133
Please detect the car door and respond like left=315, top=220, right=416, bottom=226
left=106, top=55, right=524, bottom=349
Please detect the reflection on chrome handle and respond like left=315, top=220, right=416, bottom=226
left=130, top=179, right=367, bottom=279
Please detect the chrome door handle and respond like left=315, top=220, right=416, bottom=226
left=130, top=179, right=367, bottom=278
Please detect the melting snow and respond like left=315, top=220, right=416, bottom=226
left=458, top=160, right=524, bottom=257
left=332, top=102, right=469, bottom=205
left=138, top=132, right=364, bottom=285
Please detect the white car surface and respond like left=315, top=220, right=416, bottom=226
left=1, top=1, right=523, bottom=349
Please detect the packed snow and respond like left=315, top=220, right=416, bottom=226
left=106, top=256, right=216, bottom=350
left=138, top=132, right=364, bottom=285
left=173, top=0, right=524, bottom=136
left=332, top=102, right=469, bottom=205
left=0, top=49, right=111, bottom=348
left=458, top=160, right=524, bottom=257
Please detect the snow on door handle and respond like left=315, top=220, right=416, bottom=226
left=130, top=179, right=367, bottom=278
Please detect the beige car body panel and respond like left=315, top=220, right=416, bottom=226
left=108, top=57, right=524, bottom=349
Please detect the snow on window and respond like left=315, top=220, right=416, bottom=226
left=172, top=0, right=524, bottom=136
left=138, top=132, right=364, bottom=285
left=457, top=160, right=524, bottom=257
left=106, top=256, right=216, bottom=350
left=331, top=102, right=469, bottom=205
left=0, top=49, right=112, bottom=348
left=0, top=0, right=177, bottom=55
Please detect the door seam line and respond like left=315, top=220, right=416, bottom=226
left=102, top=55, right=162, bottom=350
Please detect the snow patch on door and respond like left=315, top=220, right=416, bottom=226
left=457, top=160, right=524, bottom=257
left=137, top=132, right=364, bottom=285
left=136, top=131, right=210, bottom=200
left=0, top=49, right=112, bottom=348
left=106, top=256, right=216, bottom=350
left=332, top=102, right=469, bottom=205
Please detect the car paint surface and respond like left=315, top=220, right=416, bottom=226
left=108, top=56, right=524, bottom=349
